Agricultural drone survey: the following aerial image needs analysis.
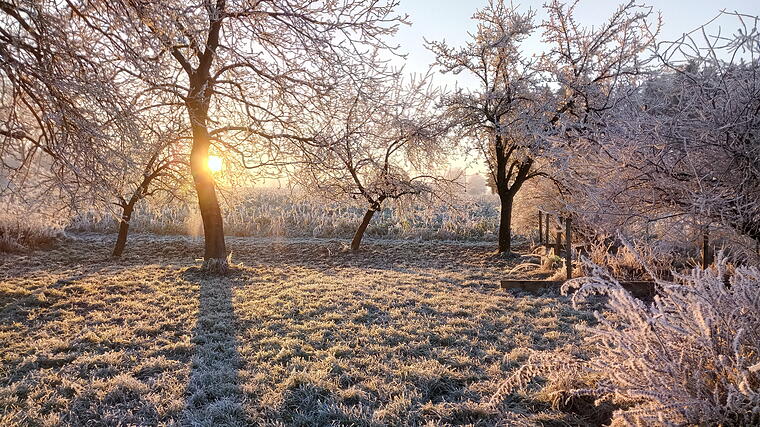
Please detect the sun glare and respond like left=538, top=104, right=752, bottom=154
left=207, top=155, right=223, bottom=173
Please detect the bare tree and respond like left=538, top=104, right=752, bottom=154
left=292, top=71, right=452, bottom=250
left=58, top=0, right=407, bottom=271
left=428, top=1, right=542, bottom=254
left=0, top=1, right=192, bottom=257
left=109, top=121, right=190, bottom=257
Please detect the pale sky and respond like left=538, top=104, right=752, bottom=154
left=391, top=0, right=760, bottom=83
left=387, top=0, right=760, bottom=177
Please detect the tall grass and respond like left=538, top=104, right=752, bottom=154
left=0, top=211, right=64, bottom=253
left=69, top=189, right=505, bottom=241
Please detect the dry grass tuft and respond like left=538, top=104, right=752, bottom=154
left=0, top=213, right=63, bottom=253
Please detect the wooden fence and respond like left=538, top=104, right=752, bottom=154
left=501, top=210, right=718, bottom=300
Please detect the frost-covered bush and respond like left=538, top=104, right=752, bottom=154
left=0, top=211, right=63, bottom=252
left=69, top=190, right=505, bottom=242
left=494, top=257, right=760, bottom=425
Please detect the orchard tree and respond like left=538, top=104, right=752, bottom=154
left=567, top=12, right=760, bottom=251
left=108, top=119, right=190, bottom=257
left=647, top=13, right=760, bottom=245
left=428, top=1, right=542, bottom=254
left=66, top=0, right=407, bottom=271
left=0, top=1, right=191, bottom=257
left=430, top=0, right=658, bottom=254
left=293, top=71, right=452, bottom=250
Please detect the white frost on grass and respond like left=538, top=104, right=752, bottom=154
left=0, top=233, right=594, bottom=425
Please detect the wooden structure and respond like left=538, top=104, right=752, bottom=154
left=537, top=211, right=573, bottom=280
left=536, top=210, right=716, bottom=278
left=500, top=279, right=656, bottom=300
left=702, top=229, right=712, bottom=269
left=517, top=212, right=718, bottom=302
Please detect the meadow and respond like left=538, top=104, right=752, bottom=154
left=3, top=192, right=758, bottom=426
left=0, top=233, right=601, bottom=426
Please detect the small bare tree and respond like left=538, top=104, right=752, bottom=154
left=108, top=120, right=190, bottom=257
left=292, top=71, right=452, bottom=250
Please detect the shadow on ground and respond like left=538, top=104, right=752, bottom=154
left=180, top=268, right=250, bottom=426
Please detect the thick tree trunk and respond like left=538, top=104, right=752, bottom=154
left=112, top=203, right=135, bottom=257
left=188, top=107, right=227, bottom=272
left=351, top=208, right=376, bottom=251
left=492, top=128, right=532, bottom=254
left=498, top=192, right=514, bottom=254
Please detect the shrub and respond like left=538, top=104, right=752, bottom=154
left=493, top=256, right=760, bottom=425
left=0, top=212, right=63, bottom=253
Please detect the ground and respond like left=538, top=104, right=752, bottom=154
left=0, top=233, right=596, bottom=426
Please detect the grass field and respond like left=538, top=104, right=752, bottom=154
left=0, top=233, right=598, bottom=426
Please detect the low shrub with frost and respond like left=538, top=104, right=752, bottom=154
left=0, top=211, right=63, bottom=252
left=493, top=257, right=760, bottom=425
left=585, top=238, right=676, bottom=280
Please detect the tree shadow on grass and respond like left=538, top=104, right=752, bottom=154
left=180, top=267, right=249, bottom=426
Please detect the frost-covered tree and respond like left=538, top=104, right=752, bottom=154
left=0, top=1, right=190, bottom=257
left=0, top=0, right=126, bottom=186
left=428, top=1, right=542, bottom=254
left=292, top=71, right=452, bottom=250
left=429, top=0, right=657, bottom=254
left=59, top=0, right=407, bottom=271
left=536, top=0, right=659, bottom=233
left=107, top=118, right=190, bottom=257
left=639, top=14, right=760, bottom=245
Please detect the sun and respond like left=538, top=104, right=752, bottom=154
left=207, top=155, right=223, bottom=173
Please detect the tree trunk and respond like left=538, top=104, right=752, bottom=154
left=188, top=107, right=227, bottom=272
left=112, top=202, right=135, bottom=257
left=351, top=208, right=376, bottom=251
left=498, top=192, right=514, bottom=254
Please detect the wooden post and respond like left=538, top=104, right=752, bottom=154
left=565, top=217, right=572, bottom=280
left=702, top=230, right=711, bottom=268
left=555, top=231, right=562, bottom=256
left=538, top=211, right=543, bottom=245
left=545, top=214, right=551, bottom=247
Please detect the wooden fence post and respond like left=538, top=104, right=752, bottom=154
left=565, top=217, right=572, bottom=280
left=545, top=214, right=550, bottom=247
left=538, top=211, right=543, bottom=245
left=555, top=231, right=562, bottom=256
left=702, top=230, right=711, bottom=269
